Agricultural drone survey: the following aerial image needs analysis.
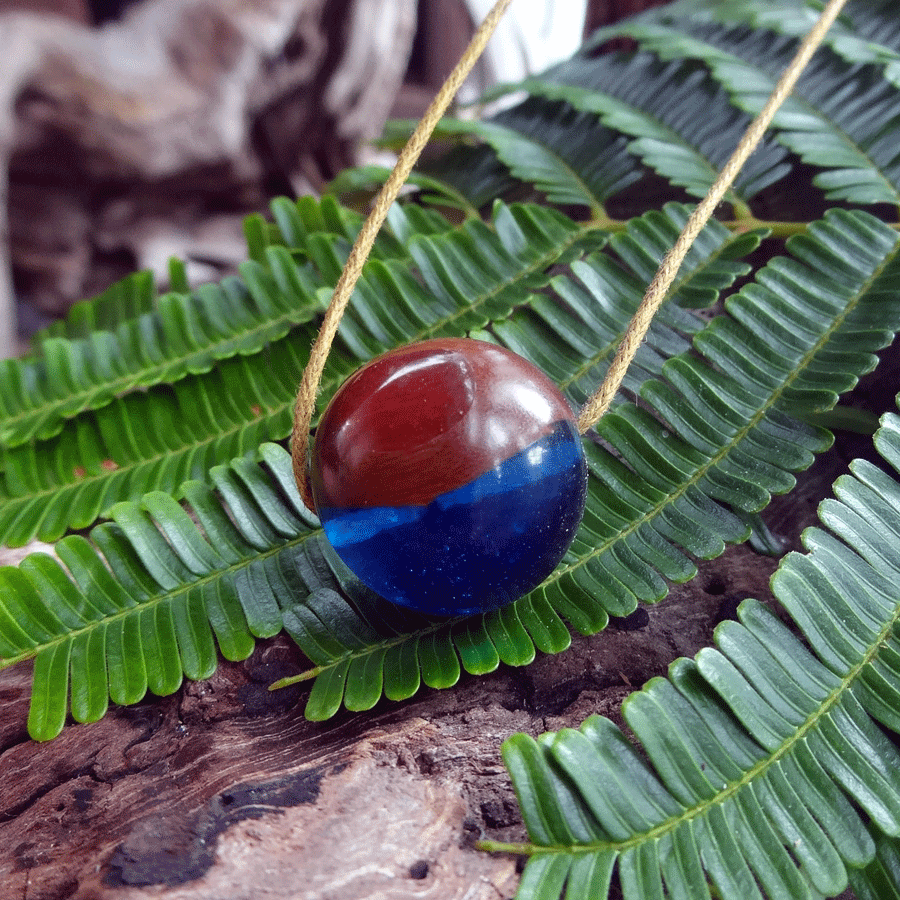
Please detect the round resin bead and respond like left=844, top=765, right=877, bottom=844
left=309, top=338, right=587, bottom=616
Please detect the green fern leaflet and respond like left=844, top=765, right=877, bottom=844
left=493, top=403, right=900, bottom=900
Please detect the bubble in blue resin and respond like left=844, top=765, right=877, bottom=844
left=309, top=338, right=587, bottom=616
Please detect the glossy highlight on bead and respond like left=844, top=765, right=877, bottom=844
left=310, top=338, right=587, bottom=616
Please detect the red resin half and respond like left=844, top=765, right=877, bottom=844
left=311, top=338, right=577, bottom=509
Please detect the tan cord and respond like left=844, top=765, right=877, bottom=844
left=576, top=0, right=850, bottom=434
left=291, top=0, right=516, bottom=511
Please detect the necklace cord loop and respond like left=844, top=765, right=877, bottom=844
left=291, top=0, right=849, bottom=511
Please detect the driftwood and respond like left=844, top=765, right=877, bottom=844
left=0, top=0, right=676, bottom=354
left=1, top=0, right=417, bottom=353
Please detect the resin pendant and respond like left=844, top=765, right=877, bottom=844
left=310, top=338, right=587, bottom=616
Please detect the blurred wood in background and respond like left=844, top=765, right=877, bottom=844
left=0, top=0, right=670, bottom=357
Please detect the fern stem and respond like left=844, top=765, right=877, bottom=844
left=576, top=0, right=851, bottom=434
left=729, top=199, right=753, bottom=221
left=585, top=209, right=625, bottom=232
left=290, top=0, right=516, bottom=512
left=475, top=839, right=541, bottom=855
left=722, top=217, right=809, bottom=238
left=269, top=668, right=324, bottom=690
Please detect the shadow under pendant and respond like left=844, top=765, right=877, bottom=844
left=310, top=338, right=588, bottom=616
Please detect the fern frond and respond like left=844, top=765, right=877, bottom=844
left=591, top=18, right=900, bottom=205
left=0, top=442, right=321, bottom=740
left=0, top=346, right=303, bottom=547
left=605, top=202, right=764, bottom=310
left=0, top=261, right=321, bottom=448
left=288, top=208, right=900, bottom=719
left=426, top=99, right=642, bottom=214
left=494, top=203, right=764, bottom=409
left=32, top=269, right=159, bottom=344
left=1, top=202, right=796, bottom=731
left=0, top=203, right=591, bottom=547
left=625, top=0, right=900, bottom=85
left=0, top=202, right=361, bottom=448
left=502, top=52, right=791, bottom=204
left=496, top=399, right=900, bottom=900
left=419, top=142, right=524, bottom=214
left=0, top=195, right=438, bottom=450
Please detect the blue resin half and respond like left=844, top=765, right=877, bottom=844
left=319, top=420, right=586, bottom=616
